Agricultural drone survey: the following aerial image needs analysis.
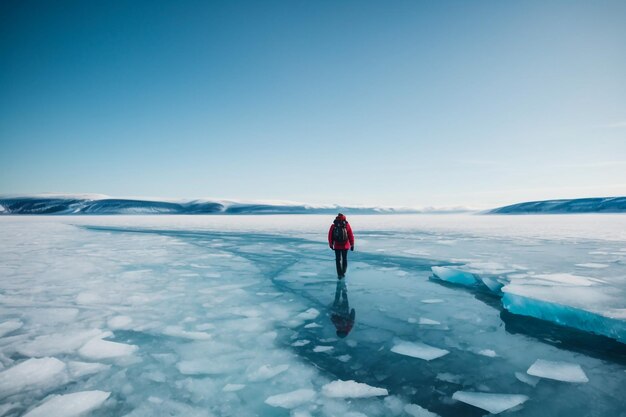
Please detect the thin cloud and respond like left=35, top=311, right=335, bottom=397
left=556, top=161, right=626, bottom=169
left=601, top=121, right=626, bottom=128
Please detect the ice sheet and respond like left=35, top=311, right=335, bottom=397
left=0, top=215, right=624, bottom=417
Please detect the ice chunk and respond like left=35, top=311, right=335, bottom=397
left=479, top=276, right=505, bottom=294
left=313, top=346, right=333, bottom=353
left=264, top=389, right=315, bottom=408
left=526, top=359, right=588, bottom=383
left=419, top=318, right=440, bottom=325
left=390, top=340, right=449, bottom=360
left=0, top=357, right=67, bottom=398
left=23, top=390, right=110, bottom=417
left=248, top=364, right=289, bottom=381
left=404, top=403, right=440, bottom=417
left=78, top=337, right=138, bottom=359
left=576, top=263, right=609, bottom=268
left=0, top=320, right=23, bottom=337
left=515, top=371, right=540, bottom=387
left=162, top=326, right=211, bottom=340
left=431, top=266, right=477, bottom=286
left=291, top=340, right=310, bottom=347
left=337, top=354, right=351, bottom=362
left=436, top=373, right=461, bottom=384
left=296, top=308, right=320, bottom=320
left=303, top=323, right=321, bottom=328
left=17, top=329, right=107, bottom=357
left=452, top=391, right=528, bottom=414
left=223, top=384, right=245, bottom=392
left=478, top=349, right=497, bottom=357
left=501, top=286, right=626, bottom=343
left=67, top=361, right=110, bottom=378
left=177, top=358, right=239, bottom=375
left=321, top=380, right=388, bottom=398
left=420, top=299, right=444, bottom=304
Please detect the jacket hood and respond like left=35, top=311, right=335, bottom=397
left=335, top=213, right=347, bottom=222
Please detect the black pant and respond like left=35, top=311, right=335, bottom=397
left=335, top=249, right=348, bottom=277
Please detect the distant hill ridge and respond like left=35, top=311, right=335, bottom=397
left=0, top=195, right=467, bottom=215
left=489, top=197, right=626, bottom=214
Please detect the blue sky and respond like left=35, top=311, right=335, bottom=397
left=1, top=0, right=625, bottom=208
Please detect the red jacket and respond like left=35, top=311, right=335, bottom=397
left=328, top=214, right=355, bottom=250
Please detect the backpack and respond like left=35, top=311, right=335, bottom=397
left=332, top=221, right=348, bottom=243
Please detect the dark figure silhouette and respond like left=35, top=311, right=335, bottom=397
left=331, top=280, right=356, bottom=338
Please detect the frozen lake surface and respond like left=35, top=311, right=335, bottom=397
left=0, top=214, right=625, bottom=417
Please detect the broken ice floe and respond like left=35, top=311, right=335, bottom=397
left=404, top=403, right=440, bottom=417
left=78, top=335, right=138, bottom=360
left=526, top=359, right=589, bottom=383
left=0, top=320, right=23, bottom=337
left=321, top=380, right=388, bottom=398
left=390, top=340, right=449, bottom=360
left=264, top=388, right=316, bottom=408
left=248, top=364, right=289, bottom=381
left=452, top=391, right=528, bottom=414
left=515, top=371, right=540, bottom=387
left=222, top=383, right=245, bottom=392
left=0, top=357, right=68, bottom=398
left=313, top=346, right=334, bottom=353
left=431, top=266, right=477, bottom=287
left=296, top=308, right=320, bottom=320
left=22, top=390, right=110, bottom=417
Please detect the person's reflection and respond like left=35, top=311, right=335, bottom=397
left=331, top=280, right=356, bottom=338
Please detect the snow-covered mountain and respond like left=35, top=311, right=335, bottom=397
left=0, top=195, right=469, bottom=215
left=489, top=197, right=626, bottom=214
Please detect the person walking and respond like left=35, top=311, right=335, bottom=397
left=328, top=213, right=355, bottom=279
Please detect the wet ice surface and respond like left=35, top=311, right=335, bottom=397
left=0, top=215, right=625, bottom=417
